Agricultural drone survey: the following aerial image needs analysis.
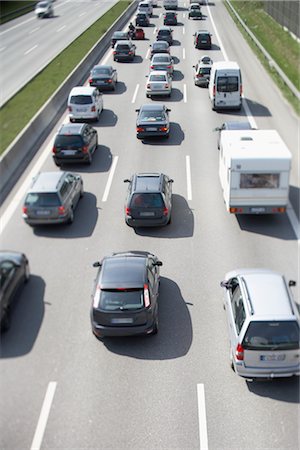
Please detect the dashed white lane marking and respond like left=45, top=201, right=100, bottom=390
left=131, top=84, right=140, bottom=103
left=30, top=382, right=57, bottom=450
left=79, top=12, right=87, bottom=17
left=183, top=48, right=186, bottom=60
left=153, top=27, right=157, bottom=34
left=197, top=384, right=208, bottom=450
left=29, top=27, right=40, bottom=34
left=186, top=155, right=192, bottom=201
left=102, top=156, right=119, bottom=202
left=183, top=26, right=185, bottom=35
left=183, top=13, right=186, bottom=19
left=57, top=25, right=66, bottom=33
left=145, top=48, right=150, bottom=59
left=183, top=83, right=187, bottom=103
left=24, top=45, right=38, bottom=55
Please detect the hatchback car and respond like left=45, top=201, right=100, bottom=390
left=214, top=120, right=253, bottom=149
left=192, top=57, right=212, bottom=87
left=0, top=251, right=30, bottom=332
left=150, top=53, right=174, bottom=75
left=68, top=86, right=103, bottom=122
left=111, top=31, right=130, bottom=48
left=149, top=41, right=170, bottom=58
left=113, top=41, right=136, bottom=62
left=52, top=123, right=98, bottom=166
left=35, top=0, right=54, bottom=18
left=163, top=12, right=177, bottom=25
left=124, top=173, right=173, bottom=227
left=137, top=1, right=153, bottom=17
left=135, top=12, right=150, bottom=27
left=188, top=3, right=202, bottom=19
left=91, top=251, right=163, bottom=338
left=22, top=171, right=83, bottom=226
left=156, top=26, right=173, bottom=45
left=146, top=71, right=172, bottom=98
left=136, top=104, right=171, bottom=139
left=220, top=269, right=299, bottom=380
left=194, top=30, right=212, bottom=49
left=89, top=65, right=118, bottom=91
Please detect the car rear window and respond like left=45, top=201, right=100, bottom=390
left=116, top=44, right=130, bottom=50
left=70, top=95, right=93, bottom=105
left=55, top=135, right=83, bottom=148
left=199, top=67, right=211, bottom=75
left=92, top=68, right=110, bottom=75
left=243, top=321, right=300, bottom=350
left=153, top=56, right=169, bottom=63
left=140, top=110, right=165, bottom=121
left=130, top=193, right=164, bottom=208
left=240, top=173, right=280, bottom=189
left=149, top=74, right=167, bottom=82
left=217, top=76, right=239, bottom=92
left=25, top=193, right=61, bottom=207
left=99, top=289, right=144, bottom=310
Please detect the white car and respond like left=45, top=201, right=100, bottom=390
left=149, top=0, right=158, bottom=6
left=146, top=71, right=172, bottom=97
left=68, top=86, right=103, bottom=122
left=35, top=0, right=54, bottom=18
left=137, top=1, right=153, bottom=17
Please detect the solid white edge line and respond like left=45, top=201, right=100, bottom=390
left=206, top=3, right=228, bottom=61
left=183, top=84, right=187, bottom=103
left=183, top=48, right=186, bottom=60
left=186, top=155, right=192, bottom=201
left=131, top=84, right=140, bottom=103
left=241, top=97, right=257, bottom=129
left=153, top=27, right=157, bottom=34
left=183, top=13, right=186, bottom=19
left=102, top=156, right=119, bottom=202
left=30, top=382, right=57, bottom=450
left=24, top=45, right=38, bottom=55
left=197, top=384, right=208, bottom=450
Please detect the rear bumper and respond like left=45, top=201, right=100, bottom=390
left=68, top=113, right=97, bottom=121
left=194, top=78, right=209, bottom=86
left=125, top=215, right=169, bottom=227
left=23, top=215, right=69, bottom=225
left=228, top=204, right=287, bottom=214
left=146, top=88, right=171, bottom=96
left=91, top=319, right=155, bottom=337
left=114, top=55, right=134, bottom=61
left=90, top=82, right=114, bottom=90
left=53, top=154, right=90, bottom=164
left=234, top=361, right=300, bottom=379
left=137, top=129, right=169, bottom=139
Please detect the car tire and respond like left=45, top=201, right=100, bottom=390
left=168, top=215, right=171, bottom=224
left=24, top=262, right=30, bottom=283
left=146, top=94, right=150, bottom=98
left=54, top=160, right=61, bottom=167
left=166, top=134, right=170, bottom=139
left=67, top=208, right=74, bottom=224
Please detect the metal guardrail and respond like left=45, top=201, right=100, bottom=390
left=225, top=0, right=300, bottom=101
left=0, top=2, right=36, bottom=21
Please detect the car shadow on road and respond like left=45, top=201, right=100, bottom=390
left=131, top=55, right=144, bottom=64
left=100, top=81, right=127, bottom=96
left=246, top=377, right=299, bottom=403
left=33, top=192, right=98, bottom=238
left=134, top=194, right=194, bottom=238
left=59, top=145, right=112, bottom=174
left=142, top=122, right=185, bottom=146
left=0, top=275, right=45, bottom=358
left=236, top=214, right=297, bottom=240
left=149, top=87, right=183, bottom=102
left=172, top=39, right=181, bottom=46
left=99, top=109, right=118, bottom=127
left=242, top=98, right=272, bottom=117
left=172, top=70, right=184, bottom=81
left=102, top=277, right=193, bottom=360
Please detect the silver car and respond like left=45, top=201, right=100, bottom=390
left=146, top=71, right=172, bottom=97
left=192, top=57, right=213, bottom=87
left=22, top=171, right=83, bottom=226
left=220, top=269, right=299, bottom=380
left=150, top=53, right=174, bottom=75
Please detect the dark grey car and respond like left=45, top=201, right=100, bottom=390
left=113, top=40, right=136, bottom=62
left=156, top=26, right=173, bottom=45
left=124, top=173, right=173, bottom=227
left=91, top=251, right=163, bottom=338
left=89, top=65, right=118, bottom=91
left=136, top=104, right=171, bottom=139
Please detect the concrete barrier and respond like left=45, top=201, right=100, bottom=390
left=0, top=0, right=138, bottom=204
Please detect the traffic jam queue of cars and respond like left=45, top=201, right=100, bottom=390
left=1, top=0, right=298, bottom=382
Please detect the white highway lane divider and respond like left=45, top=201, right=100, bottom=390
left=186, top=155, right=192, bottom=201
left=197, top=384, right=208, bottom=450
left=30, top=382, right=57, bottom=450
left=25, top=45, right=38, bottom=55
left=131, top=84, right=140, bottom=103
left=29, top=27, right=40, bottom=35
left=57, top=25, right=67, bottom=33
left=183, top=48, right=186, bottom=60
left=102, top=156, right=119, bottom=202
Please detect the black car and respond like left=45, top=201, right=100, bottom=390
left=136, top=104, right=171, bottom=139
left=135, top=12, right=150, bottom=27
left=188, top=4, right=202, bottom=19
left=214, top=121, right=253, bottom=149
left=111, top=31, right=130, bottom=48
left=156, top=26, right=173, bottom=45
left=193, top=30, right=212, bottom=49
left=149, top=41, right=170, bottom=58
left=52, top=123, right=98, bottom=165
left=91, top=251, right=163, bottom=338
left=113, top=40, right=136, bottom=62
left=163, top=12, right=177, bottom=25
left=124, top=173, right=173, bottom=227
left=89, top=65, right=118, bottom=91
left=0, top=251, right=30, bottom=332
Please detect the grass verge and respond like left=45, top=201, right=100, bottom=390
left=225, top=0, right=300, bottom=115
left=0, top=0, right=131, bottom=155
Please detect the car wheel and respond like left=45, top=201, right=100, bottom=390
left=67, top=208, right=74, bottom=224
left=150, top=315, right=158, bottom=335
left=168, top=215, right=171, bottom=224
left=165, top=134, right=170, bottom=139
left=80, top=183, right=84, bottom=198
left=1, top=308, right=10, bottom=333
left=54, top=160, right=61, bottom=167
left=146, top=94, right=150, bottom=98
left=95, top=110, right=101, bottom=122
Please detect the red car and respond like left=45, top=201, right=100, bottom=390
left=133, top=28, right=145, bottom=40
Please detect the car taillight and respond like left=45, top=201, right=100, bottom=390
left=22, top=206, right=28, bottom=214
left=52, top=146, right=57, bottom=154
left=89, top=78, right=93, bottom=83
left=91, top=106, right=96, bottom=112
left=163, top=207, right=169, bottom=216
left=82, top=145, right=88, bottom=153
left=166, top=65, right=172, bottom=69
left=58, top=206, right=65, bottom=215
left=136, top=127, right=144, bottom=132
left=213, top=85, right=216, bottom=96
left=150, top=65, right=154, bottom=69
left=125, top=207, right=131, bottom=215
left=144, top=284, right=150, bottom=307
left=128, top=51, right=133, bottom=55
left=197, top=74, right=203, bottom=78
left=235, top=343, right=244, bottom=361
left=147, top=83, right=151, bottom=88
left=108, top=79, right=112, bottom=83
left=68, top=106, right=72, bottom=112
left=113, top=51, right=116, bottom=54
left=240, top=84, right=243, bottom=95
left=159, top=126, right=168, bottom=132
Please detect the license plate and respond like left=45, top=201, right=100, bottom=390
left=62, top=150, right=76, bottom=155
left=153, top=84, right=163, bottom=89
left=36, top=210, right=51, bottom=216
left=77, top=107, right=87, bottom=112
left=146, top=127, right=157, bottom=131
left=140, top=211, right=155, bottom=217
left=251, top=207, right=266, bottom=213
left=111, top=318, right=133, bottom=324
left=260, top=354, right=286, bottom=361
left=201, top=40, right=207, bottom=43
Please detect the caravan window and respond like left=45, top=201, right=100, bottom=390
left=240, top=173, right=280, bottom=189
left=217, top=76, right=239, bottom=93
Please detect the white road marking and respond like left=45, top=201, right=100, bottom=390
left=183, top=84, right=187, bottom=103
left=102, top=156, right=119, bottom=202
left=131, top=84, right=140, bottom=103
left=30, top=382, right=57, bottom=450
left=24, top=45, right=38, bottom=55
left=183, top=13, right=186, bottom=19
left=197, top=384, right=208, bottom=450
left=159, top=13, right=162, bottom=18
left=186, top=155, right=192, bottom=200
left=153, top=27, right=157, bottom=34
left=29, top=27, right=40, bottom=34
left=241, top=97, right=257, bottom=129
left=57, top=25, right=66, bottom=33
left=145, top=48, right=150, bottom=59
left=183, top=26, right=185, bottom=35
left=183, top=48, right=186, bottom=60
left=0, top=47, right=6, bottom=52
left=206, top=3, right=228, bottom=61
left=79, top=12, right=87, bottom=17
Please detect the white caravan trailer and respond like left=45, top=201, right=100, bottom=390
left=219, top=130, right=292, bottom=214
left=208, top=61, right=242, bottom=110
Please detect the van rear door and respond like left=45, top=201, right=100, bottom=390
left=215, top=73, right=241, bottom=109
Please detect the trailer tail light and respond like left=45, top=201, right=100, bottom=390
left=235, top=343, right=244, bottom=361
left=229, top=207, right=243, bottom=213
left=272, top=207, right=286, bottom=213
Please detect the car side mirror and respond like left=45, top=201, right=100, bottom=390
left=213, top=127, right=221, bottom=132
left=220, top=280, right=231, bottom=289
left=166, top=108, right=171, bottom=112
left=123, top=179, right=130, bottom=183
left=135, top=109, right=140, bottom=112
left=168, top=179, right=174, bottom=183
left=155, top=261, right=163, bottom=267
left=289, top=280, right=296, bottom=287
left=93, top=262, right=101, bottom=267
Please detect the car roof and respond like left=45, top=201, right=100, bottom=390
left=100, top=253, right=148, bottom=288
left=28, top=172, right=64, bottom=193
left=69, top=86, right=95, bottom=96
left=134, top=173, right=162, bottom=191
left=92, top=65, right=112, bottom=70
left=153, top=41, right=169, bottom=47
left=158, top=26, right=172, bottom=31
left=115, top=40, right=132, bottom=45
left=58, top=123, right=85, bottom=134
left=140, top=104, right=165, bottom=111
left=224, top=121, right=252, bottom=130
left=152, top=53, right=171, bottom=58
left=149, top=70, right=169, bottom=76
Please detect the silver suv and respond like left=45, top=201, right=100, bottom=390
left=22, top=171, right=83, bottom=226
left=220, top=269, right=299, bottom=380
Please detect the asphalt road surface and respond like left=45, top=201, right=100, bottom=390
left=0, top=1, right=299, bottom=449
left=0, top=0, right=119, bottom=105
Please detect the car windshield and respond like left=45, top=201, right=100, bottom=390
left=243, top=321, right=299, bottom=350
left=92, top=68, right=110, bottom=75
left=217, top=76, right=239, bottom=92
left=140, top=110, right=165, bottom=121
left=149, top=74, right=167, bottom=82
left=131, top=193, right=164, bottom=208
left=55, top=135, right=83, bottom=148
left=37, top=2, right=48, bottom=7
left=100, top=289, right=144, bottom=310
left=70, top=95, right=92, bottom=105
left=153, top=56, right=169, bottom=63
left=25, top=193, right=60, bottom=207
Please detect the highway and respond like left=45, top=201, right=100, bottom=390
left=0, top=1, right=299, bottom=449
left=0, top=0, right=119, bottom=106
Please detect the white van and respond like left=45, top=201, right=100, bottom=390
left=163, top=0, right=178, bottom=10
left=208, top=61, right=242, bottom=110
left=68, top=86, right=103, bottom=122
left=219, top=130, right=292, bottom=214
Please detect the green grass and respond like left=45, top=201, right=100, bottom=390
left=0, top=1, right=36, bottom=24
left=226, top=1, right=300, bottom=115
left=0, top=1, right=131, bottom=154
